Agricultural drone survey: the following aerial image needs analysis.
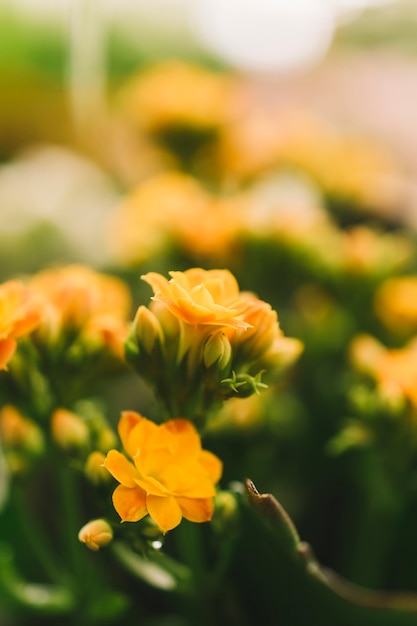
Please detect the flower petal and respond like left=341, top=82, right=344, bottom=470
left=134, top=474, right=169, bottom=497
left=177, top=496, right=214, bottom=523
left=112, top=484, right=148, bottom=522
left=129, top=417, right=164, bottom=461
left=146, top=494, right=182, bottom=532
left=118, top=411, right=143, bottom=455
left=141, top=272, right=171, bottom=299
left=162, top=419, right=201, bottom=457
left=0, top=338, right=16, bottom=370
left=199, top=450, right=223, bottom=484
left=103, top=449, right=138, bottom=487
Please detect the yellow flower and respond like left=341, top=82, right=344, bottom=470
left=104, top=412, right=222, bottom=533
left=141, top=268, right=250, bottom=331
left=0, top=280, right=42, bottom=370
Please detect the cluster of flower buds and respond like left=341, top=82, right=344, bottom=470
left=126, top=268, right=302, bottom=425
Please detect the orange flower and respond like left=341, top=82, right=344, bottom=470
left=30, top=265, right=131, bottom=356
left=141, top=268, right=250, bottom=331
left=350, top=334, right=417, bottom=409
left=0, top=280, right=41, bottom=369
left=31, top=265, right=131, bottom=329
left=104, top=412, right=222, bottom=533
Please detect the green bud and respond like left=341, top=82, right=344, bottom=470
left=133, top=306, right=164, bottom=356
left=203, top=331, right=232, bottom=372
left=212, top=490, right=240, bottom=533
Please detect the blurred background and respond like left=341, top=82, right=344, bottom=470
left=1, top=0, right=417, bottom=277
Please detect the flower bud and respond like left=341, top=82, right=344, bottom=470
left=203, top=330, right=232, bottom=372
left=78, top=519, right=113, bottom=551
left=84, top=451, right=112, bottom=485
left=234, top=298, right=278, bottom=361
left=0, top=405, right=44, bottom=456
left=150, top=301, right=180, bottom=339
left=133, top=305, right=164, bottom=355
left=215, top=490, right=239, bottom=519
left=96, top=427, right=118, bottom=454
left=51, top=408, right=90, bottom=452
left=256, top=337, right=304, bottom=380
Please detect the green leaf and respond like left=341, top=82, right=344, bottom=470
left=0, top=545, right=74, bottom=615
left=111, top=542, right=192, bottom=593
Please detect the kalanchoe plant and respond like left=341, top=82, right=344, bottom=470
left=126, top=268, right=302, bottom=427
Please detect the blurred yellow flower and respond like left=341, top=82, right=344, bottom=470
left=218, top=107, right=402, bottom=214
left=141, top=268, right=250, bottom=331
left=107, top=171, right=246, bottom=266
left=340, top=227, right=413, bottom=276
left=0, top=280, right=42, bottom=370
left=0, top=404, right=44, bottom=454
left=104, top=411, right=222, bottom=533
left=374, top=276, right=417, bottom=336
left=85, top=451, right=113, bottom=485
left=350, top=334, right=417, bottom=409
left=30, top=265, right=131, bottom=355
left=50, top=408, right=90, bottom=452
left=107, top=172, right=207, bottom=266
left=118, top=59, right=233, bottom=133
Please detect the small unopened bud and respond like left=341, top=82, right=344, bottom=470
left=213, top=490, right=239, bottom=533
left=78, top=519, right=113, bottom=551
left=203, top=331, right=232, bottom=372
left=0, top=405, right=44, bottom=456
left=84, top=451, right=112, bottom=485
left=51, top=408, right=90, bottom=451
left=134, top=306, right=164, bottom=355
left=257, top=337, right=303, bottom=379
left=96, top=427, right=118, bottom=454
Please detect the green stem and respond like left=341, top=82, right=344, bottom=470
left=175, top=522, right=214, bottom=626
left=56, top=458, right=85, bottom=582
left=12, top=484, right=65, bottom=584
left=342, top=452, right=404, bottom=589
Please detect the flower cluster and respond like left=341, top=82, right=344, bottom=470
left=127, top=268, right=302, bottom=423
left=29, top=264, right=131, bottom=359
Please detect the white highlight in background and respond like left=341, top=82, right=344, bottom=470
left=189, top=0, right=337, bottom=74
